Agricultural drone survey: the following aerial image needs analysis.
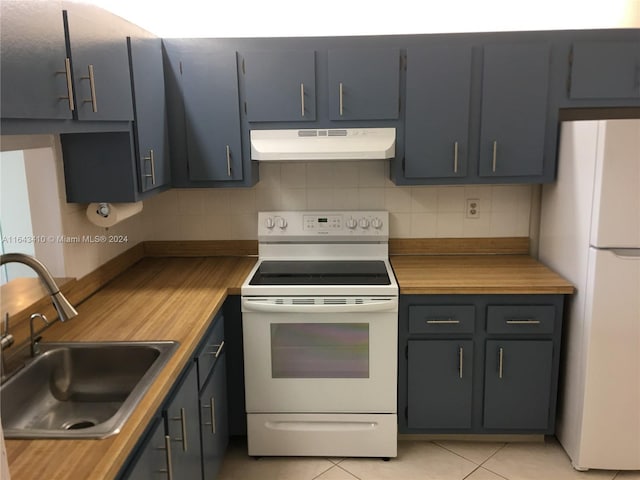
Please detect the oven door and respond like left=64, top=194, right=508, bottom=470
left=241, top=297, right=398, bottom=414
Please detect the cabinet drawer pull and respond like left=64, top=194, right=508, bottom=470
left=492, top=140, right=498, bottom=173
left=453, top=141, right=459, bottom=174
left=170, top=407, right=188, bottom=452
left=300, top=83, right=305, bottom=117
left=426, top=319, right=460, bottom=324
left=56, top=57, right=75, bottom=112
left=498, top=347, right=504, bottom=379
left=157, top=435, right=174, bottom=480
left=339, top=82, right=344, bottom=116
left=208, top=340, right=225, bottom=358
left=202, top=396, right=216, bottom=434
left=458, top=346, right=464, bottom=379
left=225, top=145, right=232, bottom=177
left=81, top=64, right=98, bottom=112
left=505, top=319, right=541, bottom=325
left=143, top=149, right=156, bottom=185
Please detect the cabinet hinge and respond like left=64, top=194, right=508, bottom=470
left=179, top=61, right=183, bottom=75
left=400, top=54, right=407, bottom=71
left=242, top=59, right=245, bottom=75
left=244, top=101, right=248, bottom=115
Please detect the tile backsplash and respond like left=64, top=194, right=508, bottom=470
left=143, top=161, right=534, bottom=240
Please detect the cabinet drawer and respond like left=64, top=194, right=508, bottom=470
left=486, top=305, right=555, bottom=334
left=197, top=314, right=225, bottom=390
left=409, top=305, right=475, bottom=334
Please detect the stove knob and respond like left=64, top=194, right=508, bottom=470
left=264, top=217, right=275, bottom=229
left=276, top=217, right=288, bottom=229
left=346, top=218, right=357, bottom=229
left=359, top=218, right=370, bottom=229
left=372, top=217, right=383, bottom=230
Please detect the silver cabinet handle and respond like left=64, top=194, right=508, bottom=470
left=225, top=145, right=231, bottom=177
left=81, top=64, right=98, bottom=112
left=498, top=347, right=504, bottom=379
left=143, top=149, right=156, bottom=185
left=339, top=82, right=344, bottom=116
left=202, top=396, right=216, bottom=434
left=170, top=407, right=188, bottom=452
left=158, top=435, right=174, bottom=480
left=492, top=140, right=497, bottom=173
left=208, top=340, right=225, bottom=358
left=300, top=83, right=305, bottom=117
left=57, top=57, right=75, bottom=111
left=506, top=319, right=541, bottom=325
left=453, top=141, right=459, bottom=174
left=458, top=346, right=464, bottom=379
left=426, top=319, right=460, bottom=324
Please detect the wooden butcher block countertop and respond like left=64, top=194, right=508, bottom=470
left=4, top=255, right=257, bottom=480
left=390, top=254, right=574, bottom=294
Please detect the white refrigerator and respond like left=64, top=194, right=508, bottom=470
left=539, top=119, right=640, bottom=471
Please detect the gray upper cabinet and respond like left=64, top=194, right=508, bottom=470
left=128, top=37, right=170, bottom=193
left=242, top=50, right=316, bottom=122
left=64, top=5, right=134, bottom=121
left=478, top=43, right=550, bottom=178
left=181, top=50, right=243, bottom=181
left=328, top=48, right=401, bottom=120
left=404, top=45, right=472, bottom=179
left=570, top=41, right=640, bottom=99
left=0, top=1, right=72, bottom=120
left=0, top=1, right=134, bottom=122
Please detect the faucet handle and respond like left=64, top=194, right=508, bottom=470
left=1, top=313, right=14, bottom=349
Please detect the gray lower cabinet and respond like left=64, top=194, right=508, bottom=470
left=399, top=295, right=564, bottom=434
left=483, top=340, right=554, bottom=429
left=408, top=340, right=473, bottom=429
left=120, top=312, right=229, bottom=479
left=201, top=353, right=229, bottom=479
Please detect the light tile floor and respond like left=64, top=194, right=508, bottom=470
left=218, top=436, right=640, bottom=480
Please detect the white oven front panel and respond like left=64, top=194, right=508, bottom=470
left=242, top=307, right=397, bottom=414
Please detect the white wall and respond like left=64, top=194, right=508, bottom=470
left=79, top=0, right=640, bottom=37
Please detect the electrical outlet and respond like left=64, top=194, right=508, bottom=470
left=466, top=199, right=480, bottom=218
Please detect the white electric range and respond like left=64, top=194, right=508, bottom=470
left=241, top=211, right=398, bottom=458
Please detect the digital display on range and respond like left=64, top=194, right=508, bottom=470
left=318, top=218, right=328, bottom=223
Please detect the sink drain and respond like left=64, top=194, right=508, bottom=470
left=63, top=420, right=96, bottom=430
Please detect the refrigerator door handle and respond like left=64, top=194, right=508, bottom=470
left=610, top=249, right=640, bottom=259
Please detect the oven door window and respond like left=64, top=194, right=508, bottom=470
left=270, top=323, right=369, bottom=378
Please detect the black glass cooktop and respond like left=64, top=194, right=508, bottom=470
left=249, top=260, right=391, bottom=286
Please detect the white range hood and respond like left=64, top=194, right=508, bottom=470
left=250, top=128, right=396, bottom=161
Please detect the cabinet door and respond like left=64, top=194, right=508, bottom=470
left=0, top=1, right=73, bottom=119
left=483, top=340, right=553, bottom=430
left=165, top=365, right=201, bottom=479
left=201, top=353, right=229, bottom=480
left=242, top=50, right=316, bottom=122
left=65, top=6, right=134, bottom=121
left=128, top=36, right=170, bottom=192
left=122, top=418, right=170, bottom=480
left=328, top=48, right=400, bottom=120
left=570, top=41, right=640, bottom=99
left=181, top=50, right=243, bottom=181
left=408, top=340, right=473, bottom=429
left=479, top=43, right=550, bottom=177
left=404, top=45, right=472, bottom=178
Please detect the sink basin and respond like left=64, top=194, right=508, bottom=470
left=0, top=341, right=178, bottom=439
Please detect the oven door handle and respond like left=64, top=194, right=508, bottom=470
left=242, top=298, right=398, bottom=313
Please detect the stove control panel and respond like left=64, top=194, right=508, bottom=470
left=259, top=211, right=388, bottom=240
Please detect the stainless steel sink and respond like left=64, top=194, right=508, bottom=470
left=0, top=341, right=178, bottom=439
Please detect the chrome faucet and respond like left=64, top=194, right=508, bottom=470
left=0, top=253, right=78, bottom=324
